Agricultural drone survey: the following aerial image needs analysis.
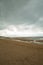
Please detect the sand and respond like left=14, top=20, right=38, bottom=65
left=0, top=39, right=43, bottom=65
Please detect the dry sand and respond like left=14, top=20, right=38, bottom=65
left=0, top=39, right=43, bottom=65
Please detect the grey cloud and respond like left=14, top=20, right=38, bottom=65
left=0, top=0, right=43, bottom=30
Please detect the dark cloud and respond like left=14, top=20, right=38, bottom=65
left=0, top=0, right=43, bottom=36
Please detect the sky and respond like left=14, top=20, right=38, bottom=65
left=0, top=0, right=43, bottom=37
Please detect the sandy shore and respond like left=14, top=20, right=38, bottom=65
left=0, top=39, right=43, bottom=65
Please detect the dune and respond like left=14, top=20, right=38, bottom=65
left=0, top=39, right=43, bottom=65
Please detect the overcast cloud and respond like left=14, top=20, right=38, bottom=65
left=0, top=0, right=43, bottom=37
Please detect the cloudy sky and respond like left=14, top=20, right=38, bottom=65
left=0, top=0, right=43, bottom=37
